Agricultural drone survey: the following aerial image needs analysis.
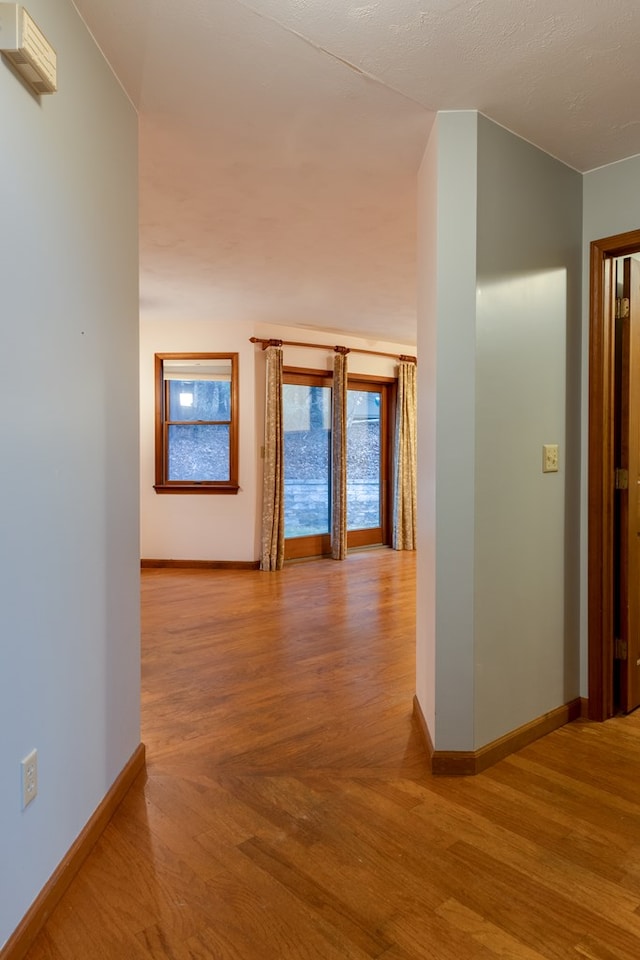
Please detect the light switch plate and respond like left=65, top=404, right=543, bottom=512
left=21, top=748, right=37, bottom=809
left=543, top=444, right=559, bottom=473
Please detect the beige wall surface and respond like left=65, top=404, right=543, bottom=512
left=416, top=111, right=583, bottom=752
left=0, top=0, right=139, bottom=947
left=140, top=317, right=411, bottom=562
left=417, top=111, right=479, bottom=752
left=474, top=114, right=583, bottom=747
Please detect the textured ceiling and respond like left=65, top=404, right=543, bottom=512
left=72, top=0, right=640, bottom=344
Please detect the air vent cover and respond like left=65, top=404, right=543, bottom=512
left=0, top=3, right=56, bottom=94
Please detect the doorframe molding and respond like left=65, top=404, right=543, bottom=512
left=589, top=228, right=640, bottom=720
left=282, top=368, right=396, bottom=560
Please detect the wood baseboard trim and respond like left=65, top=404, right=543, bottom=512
left=579, top=696, right=590, bottom=718
left=1, top=743, right=146, bottom=960
left=413, top=696, right=583, bottom=776
left=412, top=694, right=435, bottom=760
left=471, top=698, right=583, bottom=774
left=141, top=559, right=260, bottom=570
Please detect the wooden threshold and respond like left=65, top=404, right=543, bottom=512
left=413, top=696, right=583, bottom=775
left=141, top=559, right=260, bottom=570
left=1, top=744, right=146, bottom=960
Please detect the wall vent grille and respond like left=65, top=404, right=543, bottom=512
left=0, top=4, right=56, bottom=94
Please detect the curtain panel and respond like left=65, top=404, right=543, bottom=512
left=260, top=346, right=285, bottom=571
left=393, top=360, right=417, bottom=550
left=331, top=350, right=348, bottom=560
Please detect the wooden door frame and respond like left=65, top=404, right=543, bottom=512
left=282, top=367, right=396, bottom=560
left=589, top=228, right=640, bottom=720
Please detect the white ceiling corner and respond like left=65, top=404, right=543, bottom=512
left=72, top=0, right=640, bottom=344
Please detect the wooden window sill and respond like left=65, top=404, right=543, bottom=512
left=153, top=484, right=240, bottom=495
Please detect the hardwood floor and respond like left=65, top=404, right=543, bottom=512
left=21, top=548, right=640, bottom=959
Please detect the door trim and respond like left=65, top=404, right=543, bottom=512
left=282, top=368, right=395, bottom=560
left=589, top=228, right=640, bottom=720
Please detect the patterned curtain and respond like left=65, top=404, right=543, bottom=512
left=260, top=345, right=285, bottom=571
left=331, top=349, right=348, bottom=560
left=393, top=360, right=417, bottom=550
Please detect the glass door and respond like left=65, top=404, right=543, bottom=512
left=346, top=384, right=385, bottom=548
left=283, top=371, right=392, bottom=559
left=283, top=375, right=333, bottom=558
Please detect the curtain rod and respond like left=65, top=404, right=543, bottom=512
left=249, top=337, right=416, bottom=364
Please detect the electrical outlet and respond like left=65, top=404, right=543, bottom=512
left=21, top=749, right=38, bottom=809
left=543, top=444, right=559, bottom=473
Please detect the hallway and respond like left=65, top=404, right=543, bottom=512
left=22, top=549, right=640, bottom=959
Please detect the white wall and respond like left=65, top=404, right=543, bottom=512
left=416, top=111, right=478, bottom=751
left=140, top=316, right=412, bottom=562
left=474, top=115, right=582, bottom=746
left=0, top=0, right=139, bottom=946
left=140, top=317, right=259, bottom=562
left=581, top=154, right=640, bottom=694
left=415, top=115, right=438, bottom=738
left=416, top=111, right=583, bottom=752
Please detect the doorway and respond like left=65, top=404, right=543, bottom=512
left=589, top=228, right=640, bottom=719
left=282, top=368, right=395, bottom=560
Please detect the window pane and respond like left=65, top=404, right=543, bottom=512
left=284, top=384, right=331, bottom=537
left=347, top=389, right=381, bottom=530
left=168, top=425, right=230, bottom=481
left=168, top=379, right=231, bottom=422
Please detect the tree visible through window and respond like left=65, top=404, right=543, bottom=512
left=154, top=353, right=239, bottom=494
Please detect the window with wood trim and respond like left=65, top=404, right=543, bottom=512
left=154, top=353, right=239, bottom=494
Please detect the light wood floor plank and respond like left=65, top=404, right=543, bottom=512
left=19, top=549, right=640, bottom=959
